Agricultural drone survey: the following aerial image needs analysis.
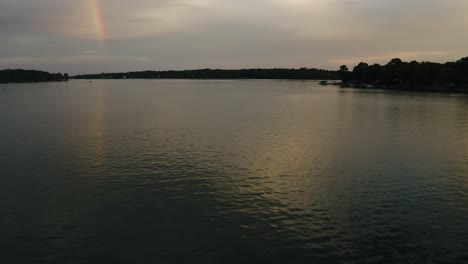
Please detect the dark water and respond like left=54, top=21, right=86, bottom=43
left=1, top=80, right=468, bottom=263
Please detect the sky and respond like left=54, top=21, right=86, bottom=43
left=0, top=0, right=467, bottom=75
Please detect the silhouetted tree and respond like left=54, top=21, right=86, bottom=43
left=339, top=65, right=350, bottom=83
left=73, top=68, right=339, bottom=80
left=0, top=69, right=69, bottom=83
left=72, top=56, right=468, bottom=93
left=337, top=56, right=468, bottom=92
left=352, top=62, right=370, bottom=84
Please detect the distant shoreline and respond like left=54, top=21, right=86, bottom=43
left=0, top=69, right=68, bottom=84
left=3, top=55, right=468, bottom=94
left=340, top=84, right=468, bottom=94
left=3, top=77, right=468, bottom=94
left=72, top=68, right=339, bottom=81
left=75, top=78, right=468, bottom=94
left=0, top=80, right=68, bottom=84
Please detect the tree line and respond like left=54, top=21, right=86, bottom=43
left=73, top=68, right=338, bottom=80
left=339, top=57, right=468, bottom=92
left=73, top=57, right=468, bottom=92
left=0, top=69, right=69, bottom=83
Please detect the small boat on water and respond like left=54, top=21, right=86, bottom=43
left=319, top=80, right=328, bottom=85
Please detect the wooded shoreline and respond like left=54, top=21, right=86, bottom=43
left=2, top=57, right=467, bottom=93
left=0, top=69, right=69, bottom=83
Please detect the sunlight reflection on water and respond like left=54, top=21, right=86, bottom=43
left=1, top=80, right=468, bottom=263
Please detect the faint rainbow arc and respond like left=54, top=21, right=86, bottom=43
left=90, top=0, right=106, bottom=42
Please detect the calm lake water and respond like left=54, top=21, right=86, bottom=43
left=1, top=80, right=468, bottom=263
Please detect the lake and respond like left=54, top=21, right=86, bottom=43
left=1, top=80, right=467, bottom=263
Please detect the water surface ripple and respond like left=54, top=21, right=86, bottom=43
left=1, top=80, right=468, bottom=263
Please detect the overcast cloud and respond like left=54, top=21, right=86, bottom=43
left=0, top=0, right=467, bottom=74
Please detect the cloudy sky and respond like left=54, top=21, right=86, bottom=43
left=1, top=0, right=467, bottom=74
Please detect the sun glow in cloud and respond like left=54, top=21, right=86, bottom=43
left=90, top=0, right=106, bottom=41
left=1, top=0, right=467, bottom=74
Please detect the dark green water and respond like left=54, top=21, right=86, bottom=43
left=1, top=80, right=468, bottom=263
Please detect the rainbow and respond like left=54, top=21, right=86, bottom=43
left=90, top=0, right=106, bottom=41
